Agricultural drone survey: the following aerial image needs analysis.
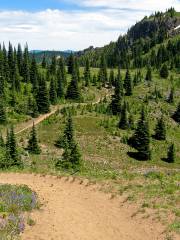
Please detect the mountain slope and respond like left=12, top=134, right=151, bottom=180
left=76, top=8, right=180, bottom=68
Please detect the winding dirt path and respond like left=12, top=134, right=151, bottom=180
left=0, top=173, right=167, bottom=240
left=15, top=92, right=109, bottom=135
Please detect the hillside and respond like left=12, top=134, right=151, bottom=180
left=76, top=8, right=180, bottom=68
left=31, top=50, right=73, bottom=64
left=0, top=7, right=180, bottom=239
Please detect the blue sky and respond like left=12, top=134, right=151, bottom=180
left=0, top=0, right=179, bottom=50
left=0, top=0, right=79, bottom=11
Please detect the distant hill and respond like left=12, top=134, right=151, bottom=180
left=76, top=8, right=180, bottom=68
left=31, top=50, right=74, bottom=63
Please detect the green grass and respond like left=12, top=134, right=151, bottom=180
left=1, top=67, right=180, bottom=235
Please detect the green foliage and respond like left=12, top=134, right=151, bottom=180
left=119, top=101, right=128, bottom=130
left=36, top=76, right=50, bottom=114
left=160, top=63, right=169, bottom=78
left=172, top=102, right=180, bottom=123
left=0, top=101, right=7, bottom=124
left=56, top=114, right=81, bottom=170
left=110, top=68, right=123, bottom=115
left=154, top=116, right=166, bottom=140
left=129, top=107, right=151, bottom=160
left=167, top=144, right=175, bottom=163
left=124, top=69, right=133, bottom=96
left=27, top=123, right=41, bottom=154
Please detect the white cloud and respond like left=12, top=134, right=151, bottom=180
left=73, top=0, right=180, bottom=12
left=0, top=0, right=179, bottom=50
left=0, top=8, right=146, bottom=50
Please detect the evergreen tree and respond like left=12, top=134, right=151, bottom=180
left=167, top=143, right=175, bottom=163
left=92, top=74, right=97, bottom=86
left=42, top=54, right=46, bottom=68
left=145, top=66, right=152, bottom=81
left=99, top=54, right=108, bottom=87
left=56, top=114, right=81, bottom=170
left=30, top=55, right=38, bottom=93
left=49, top=78, right=57, bottom=105
left=129, top=114, right=135, bottom=130
left=0, top=101, right=6, bottom=124
left=27, top=123, right=41, bottom=154
left=167, top=87, right=174, bottom=103
left=109, top=69, right=115, bottom=87
left=22, top=44, right=30, bottom=82
left=36, top=77, right=50, bottom=113
left=84, top=58, right=91, bottom=87
left=0, top=132, right=5, bottom=147
left=56, top=73, right=64, bottom=99
left=172, top=102, right=180, bottom=123
left=124, top=69, right=133, bottom=96
left=160, top=63, right=169, bottom=78
left=0, top=52, right=5, bottom=97
left=119, top=101, right=128, bottom=129
left=68, top=53, right=75, bottom=74
left=58, top=58, right=67, bottom=86
left=128, top=107, right=151, bottom=160
left=32, top=98, right=39, bottom=118
left=66, top=76, right=81, bottom=101
left=110, top=67, right=123, bottom=115
left=17, top=43, right=23, bottom=75
left=8, top=126, right=21, bottom=166
left=8, top=42, right=14, bottom=81
left=12, top=52, right=21, bottom=92
left=50, top=55, right=57, bottom=75
left=154, top=116, right=166, bottom=140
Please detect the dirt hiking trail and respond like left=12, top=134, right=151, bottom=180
left=15, top=93, right=108, bottom=135
left=0, top=173, right=169, bottom=240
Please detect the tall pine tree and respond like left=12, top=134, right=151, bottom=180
left=129, top=107, right=151, bottom=160
left=27, top=123, right=41, bottom=154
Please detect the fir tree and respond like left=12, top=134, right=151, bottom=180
left=56, top=114, right=81, bottom=170
left=167, top=87, right=174, bottom=103
left=128, top=114, right=135, bottom=130
left=124, top=69, right=133, bottom=96
left=12, top=52, right=21, bottom=92
left=129, top=107, right=151, bottom=160
left=0, top=101, right=6, bottom=124
left=99, top=54, right=108, bottom=87
left=50, top=55, right=57, bottom=75
left=68, top=53, right=75, bottom=74
left=17, top=43, right=23, bottom=75
left=66, top=76, right=81, bottom=101
left=8, top=126, right=21, bottom=166
left=58, top=58, right=67, bottom=86
left=84, top=58, right=91, bottom=87
left=30, top=55, right=38, bottom=93
left=56, top=73, right=64, bottom=99
left=154, top=116, right=166, bottom=140
left=145, top=66, right=152, bottom=81
left=109, top=69, right=115, bottom=87
left=119, top=101, right=128, bottom=129
left=172, top=102, right=180, bottom=123
left=0, top=132, right=5, bottom=147
left=167, top=143, right=175, bottom=163
left=160, top=63, right=169, bottom=78
left=36, top=77, right=50, bottom=113
left=49, top=78, right=57, bottom=105
left=92, top=74, right=97, bottom=86
left=110, top=67, right=123, bottom=115
left=22, top=44, right=30, bottom=83
left=42, top=54, right=46, bottom=68
left=27, top=123, right=41, bottom=154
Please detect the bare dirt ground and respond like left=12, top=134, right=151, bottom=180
left=0, top=173, right=170, bottom=240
